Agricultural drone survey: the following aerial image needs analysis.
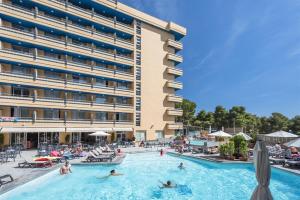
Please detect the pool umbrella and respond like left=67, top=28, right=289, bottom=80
left=284, top=138, right=300, bottom=148
left=265, top=131, right=298, bottom=138
left=236, top=132, right=252, bottom=141
left=208, top=131, right=232, bottom=138
left=250, top=141, right=273, bottom=200
left=89, top=131, right=110, bottom=145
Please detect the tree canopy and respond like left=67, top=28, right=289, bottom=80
left=176, top=99, right=300, bottom=135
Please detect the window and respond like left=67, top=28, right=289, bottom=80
left=117, top=81, right=130, bottom=90
left=136, top=82, right=141, bottom=95
left=12, top=45, right=30, bottom=54
left=136, top=21, right=141, bottom=35
left=135, top=112, right=141, bottom=126
left=20, top=108, right=30, bottom=118
left=136, top=36, right=141, bottom=50
left=44, top=31, right=62, bottom=40
left=44, top=51, right=62, bottom=60
left=46, top=71, right=61, bottom=80
left=116, top=113, right=129, bottom=121
left=44, top=109, right=59, bottom=119
left=136, top=67, right=141, bottom=80
left=116, top=97, right=129, bottom=105
left=44, top=90, right=60, bottom=99
left=11, top=23, right=32, bottom=33
left=136, top=97, right=141, bottom=111
left=134, top=131, right=145, bottom=141
left=11, top=87, right=30, bottom=97
left=73, top=93, right=87, bottom=101
left=136, top=51, right=141, bottom=65
left=95, top=112, right=107, bottom=121
left=155, top=131, right=164, bottom=140
left=72, top=111, right=86, bottom=120
left=96, top=78, right=107, bottom=87
left=95, top=95, right=107, bottom=104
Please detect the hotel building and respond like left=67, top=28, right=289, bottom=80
left=0, top=0, right=186, bottom=147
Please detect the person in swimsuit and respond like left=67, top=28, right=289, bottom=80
left=60, top=161, right=72, bottom=175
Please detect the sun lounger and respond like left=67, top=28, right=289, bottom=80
left=95, top=148, right=115, bottom=157
left=283, top=160, right=300, bottom=168
left=86, top=152, right=112, bottom=162
left=0, top=174, right=13, bottom=188
left=269, top=157, right=285, bottom=165
left=18, top=160, right=52, bottom=168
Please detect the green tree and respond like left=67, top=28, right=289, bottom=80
left=228, top=106, right=247, bottom=128
left=289, top=116, right=300, bottom=135
left=177, top=99, right=197, bottom=126
left=214, top=106, right=228, bottom=129
left=268, top=112, right=290, bottom=132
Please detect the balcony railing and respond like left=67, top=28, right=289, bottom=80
left=0, top=92, right=133, bottom=108
left=0, top=48, right=133, bottom=76
left=1, top=2, right=133, bottom=45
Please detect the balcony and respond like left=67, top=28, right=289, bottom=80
left=0, top=93, right=133, bottom=113
left=167, top=81, right=183, bottom=90
left=32, top=0, right=134, bottom=35
left=167, top=53, right=183, bottom=64
left=167, top=67, right=183, bottom=77
left=0, top=26, right=134, bottom=66
left=167, top=123, right=184, bottom=130
left=0, top=71, right=134, bottom=97
left=167, top=39, right=183, bottom=51
left=167, top=95, right=183, bottom=103
left=0, top=3, right=134, bottom=51
left=167, top=108, right=183, bottom=116
left=0, top=48, right=134, bottom=82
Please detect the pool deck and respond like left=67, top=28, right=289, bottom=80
left=1, top=147, right=299, bottom=195
left=168, top=151, right=300, bottom=175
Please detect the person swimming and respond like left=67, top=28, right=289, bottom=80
left=178, top=162, right=185, bottom=169
left=99, top=169, right=123, bottom=179
left=159, top=180, right=177, bottom=189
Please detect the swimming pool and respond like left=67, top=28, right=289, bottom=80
left=1, top=152, right=300, bottom=200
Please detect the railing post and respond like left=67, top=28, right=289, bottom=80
left=90, top=112, right=94, bottom=124
left=0, top=63, right=2, bottom=73
left=64, top=54, right=68, bottom=66
left=65, top=35, right=68, bottom=47
left=113, top=49, right=117, bottom=59
left=91, top=77, right=95, bottom=88
left=90, top=95, right=94, bottom=106
left=91, top=7, right=95, bottom=18
left=64, top=111, right=67, bottom=124
left=91, top=42, right=95, bottom=53
left=65, top=16, right=68, bottom=28
left=91, top=60, right=95, bottom=71
left=113, top=32, right=117, bottom=42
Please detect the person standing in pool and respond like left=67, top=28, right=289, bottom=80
left=60, top=161, right=72, bottom=175
left=178, top=162, right=185, bottom=169
left=160, top=149, right=164, bottom=156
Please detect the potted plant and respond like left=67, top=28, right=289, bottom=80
left=227, top=141, right=235, bottom=160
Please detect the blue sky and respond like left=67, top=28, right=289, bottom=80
left=120, top=0, right=300, bottom=118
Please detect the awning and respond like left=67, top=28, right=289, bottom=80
left=66, top=128, right=113, bottom=133
left=0, top=127, right=66, bottom=133
left=112, top=128, right=133, bottom=132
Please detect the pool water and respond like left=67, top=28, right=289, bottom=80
left=1, top=152, right=300, bottom=200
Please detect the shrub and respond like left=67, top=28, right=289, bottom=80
left=227, top=141, right=235, bottom=158
left=240, top=140, right=249, bottom=159
left=220, top=142, right=235, bottom=159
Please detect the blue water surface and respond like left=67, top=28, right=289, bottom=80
left=1, top=152, right=300, bottom=200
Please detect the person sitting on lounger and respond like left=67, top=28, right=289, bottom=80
left=160, top=180, right=177, bottom=189
left=60, top=161, right=72, bottom=175
left=178, top=162, right=185, bottom=169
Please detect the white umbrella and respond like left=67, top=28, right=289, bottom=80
left=251, top=141, right=273, bottom=200
left=265, top=131, right=298, bottom=138
left=209, top=131, right=232, bottom=138
left=89, top=131, right=110, bottom=137
left=284, top=138, right=300, bottom=148
left=236, top=132, right=252, bottom=141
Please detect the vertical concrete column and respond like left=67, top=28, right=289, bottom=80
left=65, top=35, right=68, bottom=47
left=33, top=68, right=37, bottom=80
left=64, top=54, right=68, bottom=66
left=0, top=63, right=2, bottom=73
left=90, top=112, right=94, bottom=124
left=64, top=111, right=67, bottom=123
left=90, top=95, right=94, bottom=106
left=64, top=73, right=68, bottom=85
left=34, top=27, right=38, bottom=39
left=33, top=89, right=37, bottom=102
left=91, top=42, right=95, bottom=53
left=91, top=60, right=95, bottom=71
left=91, top=8, right=95, bottom=18
left=34, top=6, right=38, bottom=18
left=33, top=110, right=37, bottom=123
left=64, top=92, right=68, bottom=105
left=33, top=48, right=38, bottom=60
left=0, top=17, right=2, bottom=27
left=113, top=49, right=117, bottom=58
left=91, top=77, right=95, bottom=88
left=65, top=16, right=68, bottom=28
left=113, top=32, right=117, bottom=42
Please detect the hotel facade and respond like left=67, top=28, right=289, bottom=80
left=0, top=0, right=186, bottom=148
